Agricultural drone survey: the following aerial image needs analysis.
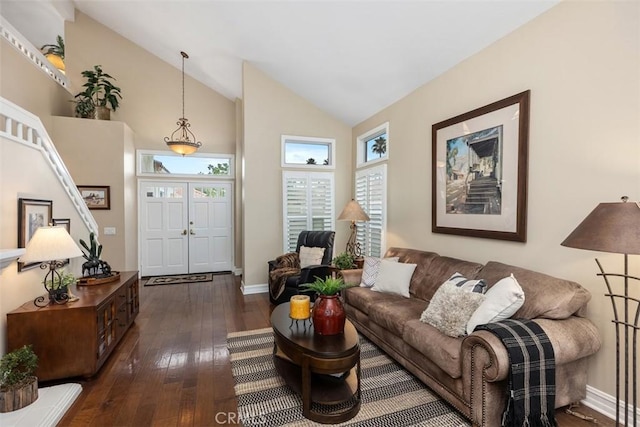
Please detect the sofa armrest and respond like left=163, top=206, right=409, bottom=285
left=339, top=269, right=363, bottom=286
left=462, top=316, right=601, bottom=384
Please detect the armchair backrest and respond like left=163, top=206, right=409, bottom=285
left=295, top=231, right=335, bottom=265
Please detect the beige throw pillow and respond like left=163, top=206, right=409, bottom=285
left=298, top=246, right=325, bottom=268
left=371, top=260, right=417, bottom=298
left=466, top=274, right=525, bottom=335
left=420, top=281, right=486, bottom=337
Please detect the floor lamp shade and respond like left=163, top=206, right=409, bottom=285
left=338, top=200, right=370, bottom=258
left=561, top=197, right=640, bottom=426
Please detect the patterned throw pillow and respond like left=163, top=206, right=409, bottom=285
left=299, top=246, right=325, bottom=268
left=360, top=256, right=400, bottom=288
left=443, top=272, right=486, bottom=294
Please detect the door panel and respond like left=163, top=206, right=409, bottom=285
left=140, top=181, right=233, bottom=276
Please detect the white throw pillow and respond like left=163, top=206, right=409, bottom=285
left=360, top=256, right=400, bottom=288
left=420, top=281, right=486, bottom=337
left=371, top=260, right=417, bottom=298
left=298, top=246, right=325, bottom=268
left=466, top=274, right=525, bottom=335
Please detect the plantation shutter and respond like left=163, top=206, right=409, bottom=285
left=283, top=171, right=334, bottom=253
left=355, top=164, right=387, bottom=257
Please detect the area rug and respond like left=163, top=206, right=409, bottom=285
left=227, top=327, right=470, bottom=427
left=144, top=273, right=214, bottom=286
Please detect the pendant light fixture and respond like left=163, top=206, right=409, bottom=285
left=164, top=51, right=202, bottom=155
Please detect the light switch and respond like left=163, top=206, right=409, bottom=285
left=104, top=227, right=116, bottom=235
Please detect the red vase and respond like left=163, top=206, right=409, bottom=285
left=312, top=295, right=346, bottom=335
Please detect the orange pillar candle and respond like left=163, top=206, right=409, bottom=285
left=289, top=295, right=311, bottom=320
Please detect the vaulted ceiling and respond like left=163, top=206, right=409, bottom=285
left=3, top=1, right=559, bottom=126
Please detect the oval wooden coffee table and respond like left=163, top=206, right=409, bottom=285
left=271, top=302, right=361, bottom=424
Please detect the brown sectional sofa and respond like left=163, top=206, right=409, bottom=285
left=340, top=247, right=601, bottom=427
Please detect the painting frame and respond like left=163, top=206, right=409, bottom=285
left=52, top=218, right=71, bottom=266
left=431, top=90, right=530, bottom=242
left=18, top=198, right=53, bottom=271
left=78, top=185, right=111, bottom=210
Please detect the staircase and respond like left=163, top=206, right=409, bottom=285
left=463, top=176, right=501, bottom=214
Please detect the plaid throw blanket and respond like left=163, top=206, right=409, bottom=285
left=476, top=319, right=557, bottom=427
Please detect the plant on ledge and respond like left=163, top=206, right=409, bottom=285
left=74, top=65, right=122, bottom=120
left=0, top=345, right=39, bottom=412
left=40, top=35, right=65, bottom=74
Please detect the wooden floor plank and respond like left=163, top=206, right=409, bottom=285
left=52, top=273, right=612, bottom=426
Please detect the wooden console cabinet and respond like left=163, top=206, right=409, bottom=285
left=7, top=271, right=139, bottom=381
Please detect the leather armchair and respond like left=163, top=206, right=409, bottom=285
left=268, top=230, right=335, bottom=305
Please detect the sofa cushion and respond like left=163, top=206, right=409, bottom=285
left=360, top=256, right=400, bottom=287
left=466, top=274, right=525, bottom=334
left=403, top=319, right=464, bottom=378
left=344, top=286, right=392, bottom=314
left=475, top=261, right=591, bottom=319
left=368, top=297, right=426, bottom=337
left=420, top=280, right=486, bottom=337
left=371, top=260, right=417, bottom=297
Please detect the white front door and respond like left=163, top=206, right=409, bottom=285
left=139, top=181, right=233, bottom=276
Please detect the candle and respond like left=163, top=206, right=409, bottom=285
left=290, top=295, right=311, bottom=320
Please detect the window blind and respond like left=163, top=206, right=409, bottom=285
left=355, top=164, right=387, bottom=258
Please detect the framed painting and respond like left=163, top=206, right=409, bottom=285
left=78, top=185, right=111, bottom=210
left=52, top=218, right=71, bottom=266
left=18, top=198, right=53, bottom=271
left=432, top=90, right=530, bottom=242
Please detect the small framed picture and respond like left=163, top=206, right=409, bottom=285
left=78, top=185, right=111, bottom=210
left=52, top=218, right=71, bottom=266
left=18, top=198, right=53, bottom=271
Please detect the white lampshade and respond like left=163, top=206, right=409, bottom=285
left=18, top=226, right=83, bottom=263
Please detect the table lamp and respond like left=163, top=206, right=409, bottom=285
left=337, top=199, right=370, bottom=259
left=18, top=225, right=84, bottom=307
left=561, top=196, right=640, bottom=426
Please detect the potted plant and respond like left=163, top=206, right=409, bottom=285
left=40, top=35, right=65, bottom=74
left=301, top=276, right=350, bottom=335
left=0, top=345, right=38, bottom=413
left=42, top=269, right=76, bottom=302
left=75, top=65, right=122, bottom=120
left=332, top=251, right=356, bottom=270
left=72, top=95, right=95, bottom=119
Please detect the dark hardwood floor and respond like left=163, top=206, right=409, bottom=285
left=54, top=274, right=612, bottom=426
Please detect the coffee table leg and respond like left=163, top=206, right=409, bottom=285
left=301, top=355, right=312, bottom=418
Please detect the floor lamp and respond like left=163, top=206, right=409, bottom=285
left=561, top=196, right=640, bottom=426
left=337, top=199, right=370, bottom=259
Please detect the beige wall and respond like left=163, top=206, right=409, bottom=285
left=242, top=63, right=353, bottom=286
left=51, top=117, right=137, bottom=271
left=353, top=0, right=639, bottom=399
left=0, top=137, right=90, bottom=355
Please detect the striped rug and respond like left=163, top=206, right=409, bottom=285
left=227, top=327, right=470, bottom=427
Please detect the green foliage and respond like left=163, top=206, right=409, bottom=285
left=332, top=252, right=355, bottom=270
left=301, top=276, right=348, bottom=296
left=41, top=35, right=65, bottom=59
left=43, top=269, right=76, bottom=290
left=372, top=136, right=387, bottom=158
left=75, top=65, right=122, bottom=112
left=0, top=345, right=38, bottom=389
left=306, top=158, right=317, bottom=164
left=73, top=96, right=95, bottom=118
left=79, top=232, right=103, bottom=262
left=208, top=163, right=229, bottom=175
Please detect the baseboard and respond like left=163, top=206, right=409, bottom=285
left=583, top=384, right=638, bottom=425
left=233, top=267, right=242, bottom=276
left=241, top=281, right=268, bottom=295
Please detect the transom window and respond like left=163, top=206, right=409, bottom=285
left=137, top=150, right=233, bottom=177
left=357, top=122, right=389, bottom=167
left=281, top=135, right=335, bottom=169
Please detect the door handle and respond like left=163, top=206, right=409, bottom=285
left=190, top=229, right=195, bottom=235
left=181, top=229, right=187, bottom=235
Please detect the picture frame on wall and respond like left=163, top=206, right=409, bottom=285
left=18, top=198, right=53, bottom=271
left=78, top=185, right=111, bottom=210
left=431, top=90, right=530, bottom=242
left=52, top=218, right=71, bottom=266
